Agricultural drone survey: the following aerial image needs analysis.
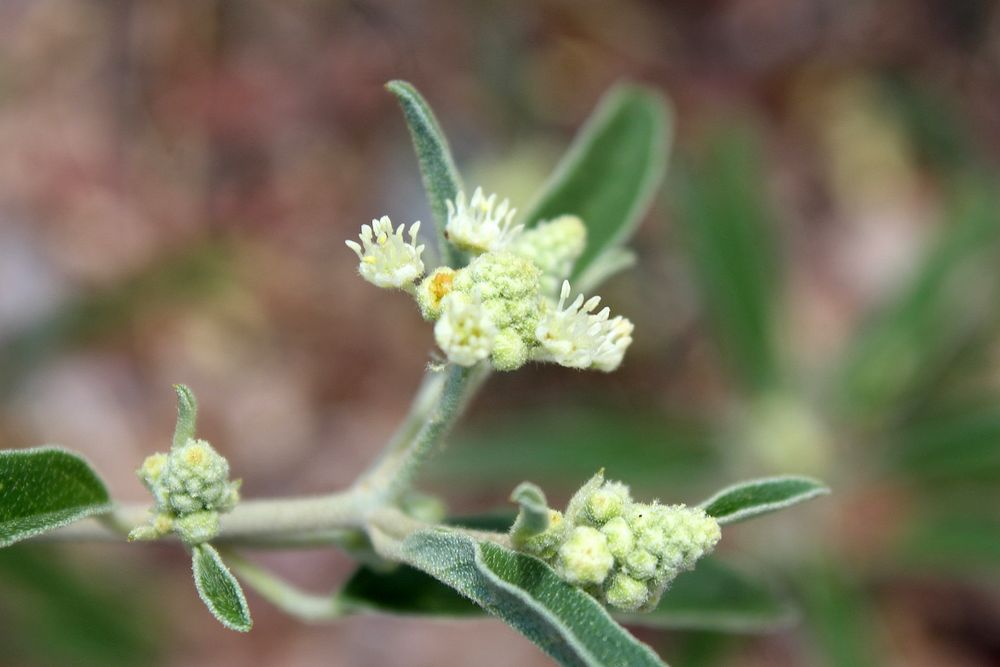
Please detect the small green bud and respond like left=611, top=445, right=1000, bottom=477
left=416, top=267, right=456, bottom=320
left=491, top=329, right=528, bottom=371
left=174, top=510, right=220, bottom=545
left=515, top=509, right=566, bottom=560
left=509, top=215, right=586, bottom=296
left=160, top=439, right=239, bottom=515
left=624, top=549, right=658, bottom=581
left=556, top=526, right=614, bottom=586
left=138, top=453, right=168, bottom=490
left=605, top=572, right=649, bottom=612
left=453, top=251, right=542, bottom=341
left=585, top=484, right=628, bottom=524
left=600, top=516, right=635, bottom=560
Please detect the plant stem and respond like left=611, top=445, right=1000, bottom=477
left=355, top=362, right=489, bottom=504
left=222, top=549, right=345, bottom=622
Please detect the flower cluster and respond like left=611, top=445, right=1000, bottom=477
left=130, top=386, right=241, bottom=545
left=510, top=472, right=721, bottom=612
left=346, top=188, right=634, bottom=372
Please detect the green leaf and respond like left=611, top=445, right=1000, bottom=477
left=521, top=84, right=670, bottom=287
left=672, top=127, right=780, bottom=393
left=191, top=543, right=252, bottom=632
left=339, top=563, right=483, bottom=616
left=617, top=558, right=795, bottom=633
left=797, top=563, right=880, bottom=667
left=433, top=406, right=716, bottom=496
left=888, top=399, right=1000, bottom=484
left=0, top=546, right=160, bottom=667
left=896, top=511, right=1000, bottom=571
left=835, top=180, right=1000, bottom=417
left=400, top=529, right=667, bottom=667
left=699, top=476, right=829, bottom=525
left=172, top=383, right=198, bottom=449
left=387, top=80, right=464, bottom=268
left=0, top=446, right=112, bottom=547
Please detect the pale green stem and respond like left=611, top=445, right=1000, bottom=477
left=355, top=362, right=489, bottom=503
left=222, top=549, right=345, bottom=622
left=366, top=506, right=512, bottom=562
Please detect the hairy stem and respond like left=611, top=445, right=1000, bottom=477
left=223, top=549, right=345, bottom=622
left=355, top=363, right=489, bottom=503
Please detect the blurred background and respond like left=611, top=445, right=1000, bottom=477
left=2, top=1, right=1000, bottom=665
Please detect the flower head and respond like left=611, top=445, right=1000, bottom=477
left=509, top=215, right=586, bottom=296
left=433, top=292, right=497, bottom=367
left=446, top=187, right=523, bottom=254
left=346, top=216, right=425, bottom=289
left=535, top=281, right=634, bottom=372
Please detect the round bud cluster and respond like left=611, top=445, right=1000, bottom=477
left=349, top=188, right=634, bottom=373
left=511, top=472, right=721, bottom=612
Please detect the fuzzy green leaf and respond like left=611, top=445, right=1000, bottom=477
left=521, top=84, right=670, bottom=287
left=172, top=384, right=198, bottom=449
left=191, top=543, right=252, bottom=632
left=0, top=447, right=112, bottom=548
left=387, top=80, right=464, bottom=268
left=616, top=558, right=795, bottom=633
left=700, top=476, right=828, bottom=525
left=400, top=529, right=667, bottom=667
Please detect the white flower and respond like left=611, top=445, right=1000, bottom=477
left=434, top=292, right=497, bottom=366
left=535, top=281, right=634, bottom=372
left=346, top=216, right=425, bottom=288
left=446, top=187, right=523, bottom=254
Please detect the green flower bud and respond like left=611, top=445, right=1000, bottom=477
left=585, top=483, right=629, bottom=524
left=556, top=526, right=614, bottom=586
left=600, top=516, right=635, bottom=560
left=174, top=510, right=220, bottom=545
left=491, top=329, right=529, bottom=371
left=453, top=251, right=542, bottom=342
left=509, top=215, right=586, bottom=296
left=160, top=439, right=240, bottom=515
left=624, top=549, right=658, bottom=581
left=416, top=267, right=456, bottom=320
left=515, top=509, right=566, bottom=560
left=138, top=453, right=168, bottom=490
left=605, top=572, right=649, bottom=612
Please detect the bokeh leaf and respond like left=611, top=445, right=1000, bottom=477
left=672, top=128, right=780, bottom=393
left=835, top=180, right=1000, bottom=418
left=0, top=546, right=160, bottom=667
left=387, top=80, right=465, bottom=268
left=521, top=84, right=670, bottom=287
left=896, top=511, right=1000, bottom=571
left=798, top=563, right=880, bottom=667
left=700, top=476, right=829, bottom=525
left=191, top=543, right=252, bottom=632
left=0, top=447, right=111, bottom=548
left=400, top=529, right=667, bottom=667
left=887, top=398, right=1000, bottom=485
left=433, top=407, right=715, bottom=496
left=618, top=558, right=795, bottom=633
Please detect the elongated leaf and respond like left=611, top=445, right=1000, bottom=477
left=835, top=181, right=1000, bottom=417
left=700, top=476, right=828, bottom=525
left=191, top=543, right=252, bottom=632
left=619, top=558, right=795, bottom=633
left=896, top=511, right=1000, bottom=571
left=888, top=399, right=1000, bottom=484
left=387, top=80, right=464, bottom=268
left=434, top=407, right=715, bottom=495
left=521, top=84, right=669, bottom=285
left=401, top=529, right=667, bottom=667
left=673, top=128, right=780, bottom=393
left=0, top=446, right=111, bottom=547
left=0, top=546, right=160, bottom=667
left=339, top=563, right=482, bottom=616
left=797, top=564, right=880, bottom=667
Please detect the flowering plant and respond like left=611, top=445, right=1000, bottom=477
left=0, top=80, right=827, bottom=666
